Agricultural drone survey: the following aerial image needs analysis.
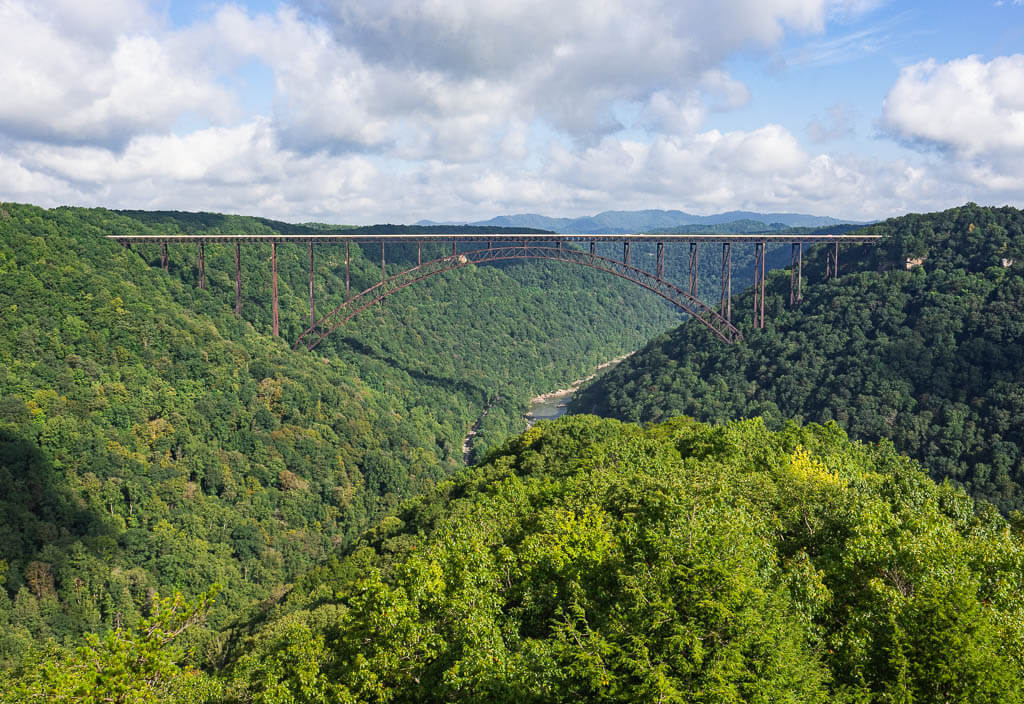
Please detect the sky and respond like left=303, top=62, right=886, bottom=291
left=1, top=0, right=1023, bottom=224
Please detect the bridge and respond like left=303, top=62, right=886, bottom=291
left=107, top=232, right=882, bottom=349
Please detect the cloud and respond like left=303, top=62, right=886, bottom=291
left=881, top=54, right=1024, bottom=180
left=291, top=0, right=824, bottom=140
left=1, top=0, right=1021, bottom=225
left=0, top=0, right=236, bottom=148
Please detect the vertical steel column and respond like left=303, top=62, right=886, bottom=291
left=688, top=242, right=699, bottom=299
left=720, top=242, right=732, bottom=324
left=790, top=241, right=803, bottom=306
left=826, top=241, right=840, bottom=278
left=271, top=240, right=279, bottom=337
left=656, top=242, right=664, bottom=279
left=417, top=240, right=422, bottom=267
left=197, top=241, right=206, bottom=290
left=452, top=240, right=457, bottom=256
left=488, top=240, right=493, bottom=251
left=590, top=240, right=596, bottom=256
left=234, top=241, right=242, bottom=316
left=160, top=241, right=168, bottom=271
left=761, top=240, right=767, bottom=328
left=623, top=241, right=631, bottom=266
left=308, top=239, right=315, bottom=327
left=345, top=240, right=351, bottom=302
left=381, top=241, right=386, bottom=282
left=753, top=240, right=766, bottom=329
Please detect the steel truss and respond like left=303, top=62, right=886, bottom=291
left=294, top=244, right=742, bottom=351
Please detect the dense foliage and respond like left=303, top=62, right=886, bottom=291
left=214, top=415, right=1024, bottom=703
left=575, top=204, right=1024, bottom=512
left=0, top=203, right=674, bottom=667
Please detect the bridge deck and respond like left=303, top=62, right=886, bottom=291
left=107, top=232, right=882, bottom=244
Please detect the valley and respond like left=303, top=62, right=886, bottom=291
left=2, top=202, right=1024, bottom=703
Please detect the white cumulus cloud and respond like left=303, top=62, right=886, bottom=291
left=882, top=54, right=1024, bottom=166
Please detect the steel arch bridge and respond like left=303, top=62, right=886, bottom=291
left=296, top=242, right=740, bottom=350
left=107, top=231, right=882, bottom=350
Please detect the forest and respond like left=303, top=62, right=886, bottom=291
left=0, top=203, right=675, bottom=672
left=575, top=203, right=1024, bottom=513
left=7, top=416, right=1024, bottom=702
left=3, top=201, right=1024, bottom=701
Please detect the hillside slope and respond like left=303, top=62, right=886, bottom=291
left=574, top=203, right=1024, bottom=512
left=0, top=203, right=675, bottom=665
left=212, top=415, right=1024, bottom=703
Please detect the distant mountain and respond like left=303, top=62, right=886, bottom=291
left=415, top=209, right=863, bottom=234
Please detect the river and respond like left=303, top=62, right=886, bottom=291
left=524, top=352, right=632, bottom=428
left=462, top=353, right=632, bottom=463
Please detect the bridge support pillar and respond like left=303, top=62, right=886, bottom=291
left=309, top=240, right=315, bottom=327
left=790, top=241, right=803, bottom=307
left=721, top=242, right=732, bottom=324
left=345, top=240, right=351, bottom=301
left=234, top=242, right=242, bottom=316
left=753, top=240, right=766, bottom=329
left=590, top=240, right=596, bottom=256
left=381, top=241, right=386, bottom=283
left=826, top=242, right=839, bottom=278
left=271, top=240, right=279, bottom=337
left=688, top=242, right=699, bottom=299
left=623, top=241, right=631, bottom=266
left=656, top=242, right=664, bottom=279
left=417, top=240, right=422, bottom=267
left=197, top=241, right=206, bottom=290
left=160, top=241, right=168, bottom=271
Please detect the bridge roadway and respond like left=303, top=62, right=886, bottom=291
left=108, top=232, right=879, bottom=244
left=108, top=231, right=882, bottom=347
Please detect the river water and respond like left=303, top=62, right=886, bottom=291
left=524, top=389, right=575, bottom=427
left=524, top=352, right=631, bottom=428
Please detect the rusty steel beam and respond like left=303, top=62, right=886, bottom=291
left=234, top=241, right=242, bottom=316
left=309, top=239, right=315, bottom=327
left=197, top=241, right=206, bottom=290
left=295, top=244, right=742, bottom=352
left=271, top=240, right=279, bottom=337
left=790, top=241, right=803, bottom=307
left=752, top=240, right=767, bottom=329
left=688, top=242, right=699, bottom=299
left=720, top=242, right=732, bottom=325
left=826, top=241, right=840, bottom=278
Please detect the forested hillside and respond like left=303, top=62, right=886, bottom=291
left=575, top=203, right=1024, bottom=512
left=10, top=415, right=1021, bottom=702
left=0, top=203, right=675, bottom=667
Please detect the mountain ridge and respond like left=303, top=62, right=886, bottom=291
left=415, top=208, right=864, bottom=233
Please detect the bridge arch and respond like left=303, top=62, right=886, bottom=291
left=294, top=243, right=742, bottom=351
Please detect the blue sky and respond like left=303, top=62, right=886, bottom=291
left=1, top=0, right=1022, bottom=223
